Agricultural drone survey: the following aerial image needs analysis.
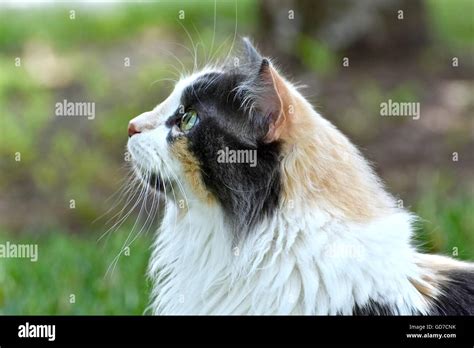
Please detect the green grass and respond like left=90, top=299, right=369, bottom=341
left=0, top=1, right=257, bottom=53
left=414, top=175, right=474, bottom=261
left=0, top=229, right=152, bottom=314
left=426, top=0, right=474, bottom=49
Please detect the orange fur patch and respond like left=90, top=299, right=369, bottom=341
left=411, top=254, right=474, bottom=301
left=260, top=63, right=392, bottom=222
left=171, top=137, right=215, bottom=204
left=416, top=253, right=474, bottom=272
left=274, top=82, right=393, bottom=222
left=409, top=276, right=438, bottom=300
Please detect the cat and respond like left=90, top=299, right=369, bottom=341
left=126, top=38, right=474, bottom=315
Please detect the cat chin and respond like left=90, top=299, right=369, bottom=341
left=131, top=162, right=166, bottom=192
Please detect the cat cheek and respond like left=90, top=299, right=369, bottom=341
left=170, top=137, right=215, bottom=204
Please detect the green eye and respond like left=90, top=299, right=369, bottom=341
left=179, top=110, right=199, bottom=132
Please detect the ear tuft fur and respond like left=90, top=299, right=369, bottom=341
left=242, top=37, right=262, bottom=66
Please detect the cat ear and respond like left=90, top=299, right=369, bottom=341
left=253, top=58, right=293, bottom=143
left=242, top=37, right=262, bottom=66
left=240, top=38, right=293, bottom=142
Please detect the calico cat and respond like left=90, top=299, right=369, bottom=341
left=126, top=38, right=474, bottom=315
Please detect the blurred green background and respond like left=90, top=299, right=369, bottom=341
left=0, top=0, right=472, bottom=314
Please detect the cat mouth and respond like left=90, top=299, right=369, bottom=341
left=147, top=172, right=165, bottom=192
left=134, top=166, right=165, bottom=192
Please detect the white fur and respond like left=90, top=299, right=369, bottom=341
left=147, top=199, right=430, bottom=314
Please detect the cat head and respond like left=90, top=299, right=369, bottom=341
left=127, top=38, right=389, bottom=235
left=127, top=38, right=301, bottom=233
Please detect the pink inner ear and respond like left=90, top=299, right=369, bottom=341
left=255, top=63, right=292, bottom=143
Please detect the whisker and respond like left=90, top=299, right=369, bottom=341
left=210, top=0, right=217, bottom=61
left=156, top=45, right=189, bottom=77
left=150, top=77, right=178, bottom=87
left=160, top=164, right=180, bottom=244
left=223, top=0, right=238, bottom=66
left=93, top=164, right=136, bottom=224
left=192, top=22, right=207, bottom=66
left=209, top=35, right=231, bottom=66
left=106, top=165, right=151, bottom=277
left=124, top=172, right=161, bottom=254
left=98, top=162, right=148, bottom=242
left=97, top=178, right=141, bottom=243
left=160, top=156, right=190, bottom=210
left=176, top=18, right=199, bottom=73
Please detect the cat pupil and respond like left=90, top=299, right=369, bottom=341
left=180, top=110, right=198, bottom=132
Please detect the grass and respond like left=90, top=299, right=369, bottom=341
left=0, top=228, right=152, bottom=315
left=414, top=174, right=474, bottom=260
left=0, top=1, right=257, bottom=53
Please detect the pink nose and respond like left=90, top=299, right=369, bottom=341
left=128, top=122, right=141, bottom=137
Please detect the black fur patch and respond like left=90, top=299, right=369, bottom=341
left=352, top=299, right=398, bottom=315
left=352, top=269, right=474, bottom=315
left=429, top=269, right=474, bottom=315
left=166, top=71, right=282, bottom=238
